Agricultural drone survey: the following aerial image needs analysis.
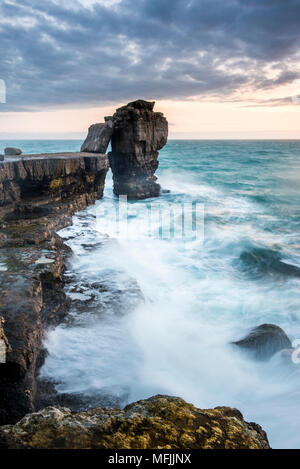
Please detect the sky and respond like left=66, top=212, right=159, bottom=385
left=0, top=0, right=300, bottom=139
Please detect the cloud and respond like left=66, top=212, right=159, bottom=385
left=244, top=97, right=296, bottom=107
left=0, top=0, right=300, bottom=111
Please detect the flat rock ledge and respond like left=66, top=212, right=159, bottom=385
left=0, top=395, right=270, bottom=449
left=0, top=152, right=109, bottom=425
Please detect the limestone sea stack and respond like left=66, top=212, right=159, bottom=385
left=109, top=99, right=168, bottom=199
left=81, top=117, right=114, bottom=153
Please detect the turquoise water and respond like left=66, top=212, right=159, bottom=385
left=7, top=140, right=300, bottom=448
left=0, top=140, right=82, bottom=154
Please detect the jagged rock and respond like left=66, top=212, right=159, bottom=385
left=232, top=324, right=292, bottom=361
left=0, top=395, right=270, bottom=449
left=4, top=147, right=22, bottom=156
left=109, top=99, right=168, bottom=199
left=81, top=119, right=114, bottom=153
left=0, top=153, right=109, bottom=425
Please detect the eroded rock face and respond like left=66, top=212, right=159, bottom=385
left=0, top=153, right=109, bottom=425
left=0, top=153, right=109, bottom=208
left=232, top=324, right=292, bottom=361
left=0, top=395, right=270, bottom=449
left=109, top=99, right=168, bottom=199
left=81, top=118, right=114, bottom=153
left=4, top=147, right=22, bottom=156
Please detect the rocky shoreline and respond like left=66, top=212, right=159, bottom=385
left=0, top=101, right=272, bottom=449
left=0, top=152, right=109, bottom=425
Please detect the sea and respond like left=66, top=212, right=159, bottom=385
left=2, top=139, right=300, bottom=449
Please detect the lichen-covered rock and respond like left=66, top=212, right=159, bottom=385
left=0, top=395, right=270, bottom=449
left=109, top=99, right=168, bottom=199
left=4, top=147, right=22, bottom=156
left=81, top=119, right=114, bottom=153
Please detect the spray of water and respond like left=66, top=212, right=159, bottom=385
left=41, top=160, right=300, bottom=449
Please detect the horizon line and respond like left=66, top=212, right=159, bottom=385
left=0, top=138, right=299, bottom=141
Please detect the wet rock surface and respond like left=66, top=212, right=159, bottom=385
left=232, top=324, right=292, bottom=361
left=0, top=153, right=109, bottom=425
left=0, top=395, right=270, bottom=449
left=109, top=100, right=168, bottom=199
left=236, top=247, right=300, bottom=280
left=56, top=213, right=144, bottom=321
left=35, top=377, right=124, bottom=415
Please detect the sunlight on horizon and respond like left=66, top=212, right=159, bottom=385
left=0, top=96, right=299, bottom=139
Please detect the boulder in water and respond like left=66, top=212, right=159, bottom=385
left=237, top=247, right=300, bottom=280
left=81, top=118, right=114, bottom=154
left=232, top=324, right=292, bottom=361
left=4, top=148, right=22, bottom=156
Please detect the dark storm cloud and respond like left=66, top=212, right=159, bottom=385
left=0, top=0, right=300, bottom=110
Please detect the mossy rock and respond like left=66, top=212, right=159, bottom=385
left=0, top=395, right=270, bottom=449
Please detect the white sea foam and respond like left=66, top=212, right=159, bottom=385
left=41, top=162, right=300, bottom=448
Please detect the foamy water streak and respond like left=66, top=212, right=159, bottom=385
left=41, top=141, right=300, bottom=448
